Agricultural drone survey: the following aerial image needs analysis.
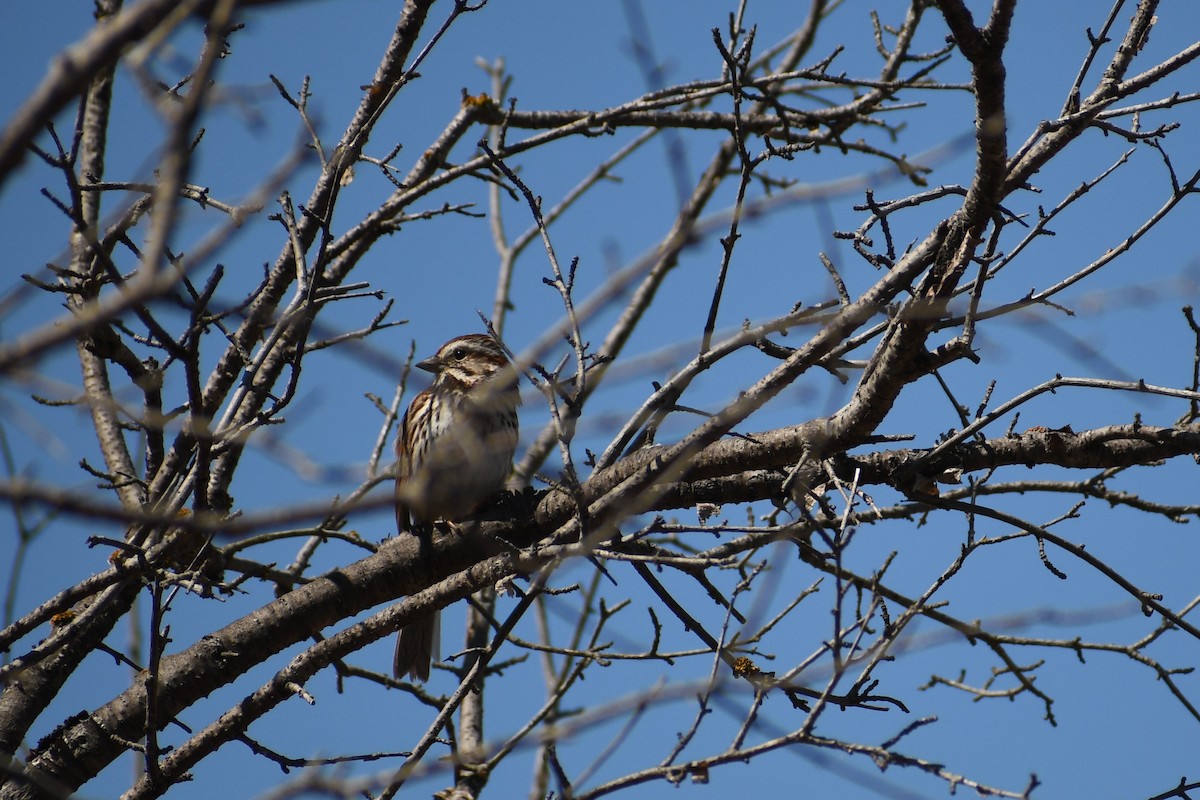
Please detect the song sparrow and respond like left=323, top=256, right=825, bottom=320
left=393, top=334, right=520, bottom=681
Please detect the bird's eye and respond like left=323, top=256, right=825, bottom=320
left=453, top=348, right=467, bottom=361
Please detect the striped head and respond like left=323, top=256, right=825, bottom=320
left=417, top=334, right=511, bottom=391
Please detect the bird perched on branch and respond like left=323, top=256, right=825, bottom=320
left=393, top=334, right=520, bottom=681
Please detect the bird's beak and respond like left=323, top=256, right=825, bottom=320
left=416, top=355, right=439, bottom=374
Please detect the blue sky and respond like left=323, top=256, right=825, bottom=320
left=1, top=2, right=1199, bottom=798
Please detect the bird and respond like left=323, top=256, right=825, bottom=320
left=393, top=333, right=520, bottom=681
